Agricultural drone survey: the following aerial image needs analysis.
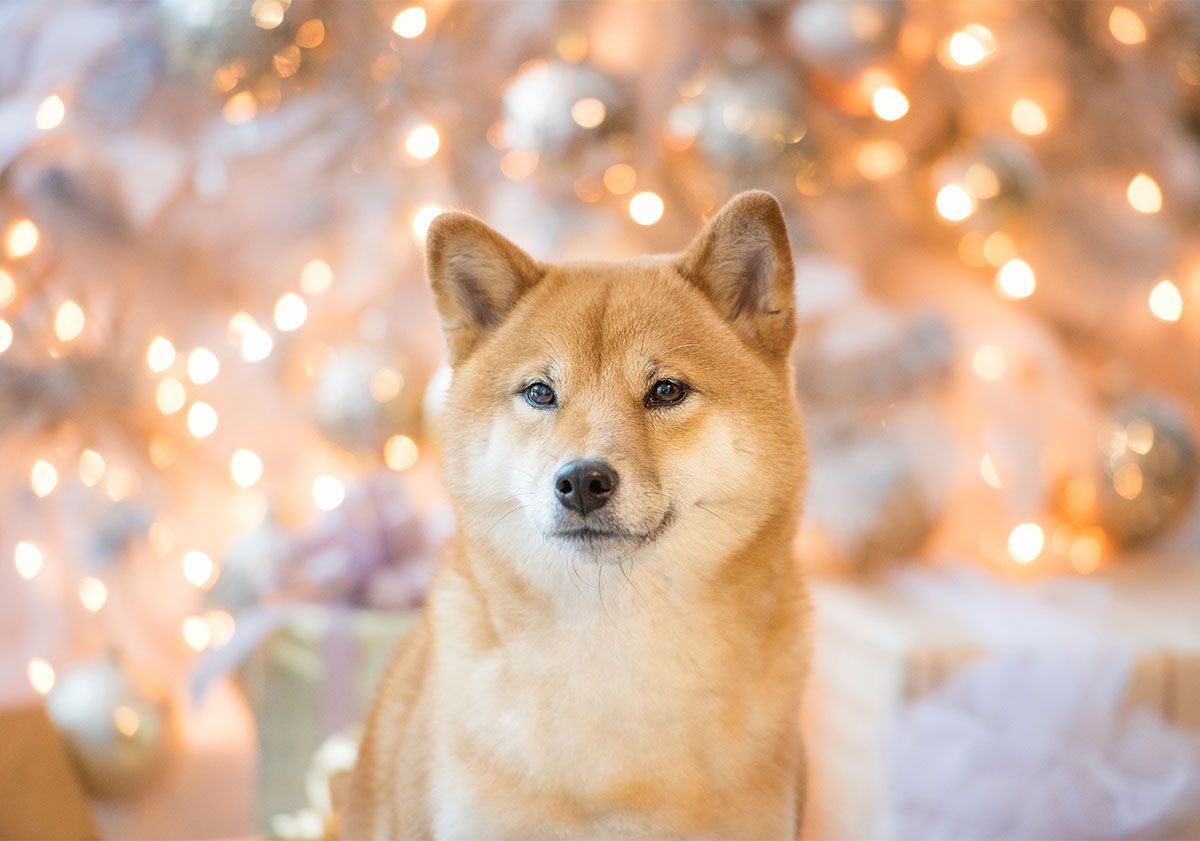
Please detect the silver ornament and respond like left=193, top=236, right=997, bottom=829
left=1096, top=396, right=1199, bottom=546
left=45, top=654, right=173, bottom=799
left=787, top=0, right=904, bottom=75
left=208, top=516, right=293, bottom=613
left=311, top=348, right=420, bottom=453
left=501, top=60, right=631, bottom=158
left=669, top=62, right=806, bottom=169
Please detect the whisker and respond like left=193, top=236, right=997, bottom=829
left=485, top=504, right=526, bottom=540
left=696, top=501, right=735, bottom=530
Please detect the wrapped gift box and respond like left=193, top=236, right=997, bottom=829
left=801, top=560, right=1200, bottom=841
left=235, top=605, right=420, bottom=832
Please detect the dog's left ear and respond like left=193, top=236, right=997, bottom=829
left=676, top=190, right=795, bottom=359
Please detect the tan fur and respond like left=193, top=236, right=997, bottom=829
left=344, top=192, right=808, bottom=839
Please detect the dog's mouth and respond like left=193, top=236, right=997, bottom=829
left=548, top=507, right=674, bottom=547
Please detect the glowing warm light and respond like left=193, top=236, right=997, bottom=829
left=370, top=368, right=403, bottom=402
left=1007, top=522, right=1045, bottom=564
left=556, top=31, right=588, bottom=63
left=252, top=0, right=286, bottom=29
left=1109, top=6, right=1147, bottom=45
left=104, top=466, right=139, bottom=502
left=149, top=522, right=176, bottom=557
left=223, top=91, right=258, bottom=125
left=628, top=191, right=664, bottom=226
left=995, top=258, right=1036, bottom=300
left=983, top=231, right=1016, bottom=266
left=80, top=577, right=108, bottom=612
left=147, top=336, right=176, bottom=372
left=1011, top=99, right=1048, bottom=136
left=312, top=475, right=346, bottom=511
left=411, top=204, right=444, bottom=241
left=945, top=24, right=996, bottom=67
left=296, top=18, right=325, bottom=48
left=392, top=6, right=427, bottom=38
left=0, top=319, right=10, bottom=354
left=300, top=258, right=333, bottom=294
left=149, top=436, right=177, bottom=470
left=500, top=148, right=539, bottom=180
left=14, top=542, right=43, bottom=580
left=230, top=449, right=264, bottom=488
left=1069, top=527, right=1106, bottom=574
left=1127, top=173, right=1162, bottom=214
left=187, top=401, right=218, bottom=438
left=54, top=300, right=85, bottom=342
left=1113, top=462, right=1144, bottom=500
left=241, top=327, right=274, bottom=362
left=187, top=347, right=220, bottom=384
left=972, top=344, right=1008, bottom=381
left=871, top=86, right=909, bottom=121
left=854, top=139, right=906, bottom=181
left=1148, top=279, right=1183, bottom=322
left=28, top=659, right=55, bottom=695
left=570, top=97, right=606, bottom=128
left=384, top=434, right=420, bottom=471
left=604, top=163, right=637, bottom=195
left=980, top=453, right=1004, bottom=490
left=36, top=95, right=65, bottom=130
left=182, top=616, right=213, bottom=651
left=1127, top=419, right=1155, bottom=455
left=5, top=219, right=39, bottom=258
left=31, top=459, right=58, bottom=498
left=404, top=124, right=440, bottom=160
left=206, top=609, right=236, bottom=647
left=274, top=293, right=308, bottom=332
left=156, top=377, right=186, bottom=415
left=935, top=184, right=975, bottom=222
left=182, top=550, right=216, bottom=588
left=0, top=269, right=13, bottom=306
left=79, top=449, right=105, bottom=487
left=113, top=705, right=140, bottom=736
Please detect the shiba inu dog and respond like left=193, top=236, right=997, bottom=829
left=344, top=191, right=808, bottom=839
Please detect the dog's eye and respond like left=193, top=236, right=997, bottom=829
left=646, top=379, right=688, bottom=407
left=524, top=381, right=557, bottom=408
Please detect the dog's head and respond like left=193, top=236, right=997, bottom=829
left=427, top=191, right=804, bottom=585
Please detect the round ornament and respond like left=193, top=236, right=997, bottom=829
left=1095, top=396, right=1198, bottom=545
left=207, top=516, right=293, bottom=613
left=501, top=60, right=632, bottom=159
left=668, top=61, right=806, bottom=169
left=787, top=0, right=905, bottom=76
left=45, top=653, right=173, bottom=799
left=312, top=347, right=421, bottom=453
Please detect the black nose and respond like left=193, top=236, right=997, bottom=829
left=554, top=459, right=618, bottom=515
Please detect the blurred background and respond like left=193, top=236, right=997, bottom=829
left=2, top=1, right=1199, bottom=839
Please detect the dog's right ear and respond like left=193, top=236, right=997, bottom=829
left=425, top=212, right=544, bottom=365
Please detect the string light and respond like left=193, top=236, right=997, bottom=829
left=156, top=377, right=186, bottom=415
left=14, top=542, right=43, bottom=580
left=104, top=465, right=140, bottom=502
left=980, top=453, right=1004, bottom=490
left=148, top=521, right=176, bottom=557
left=113, top=705, right=140, bottom=737
left=995, top=258, right=1036, bottom=299
left=54, top=300, right=85, bottom=341
left=603, top=163, right=637, bottom=195
left=972, top=344, right=1008, bottom=381
left=1113, top=461, right=1144, bottom=500
left=944, top=24, right=996, bottom=68
left=4, top=218, right=39, bottom=258
left=871, top=86, right=909, bottom=121
left=392, top=6, right=427, bottom=38
left=223, top=91, right=258, bottom=125
left=628, top=191, right=664, bottom=226
left=80, top=577, right=107, bottom=612
left=182, top=616, right=213, bottom=651
left=182, top=550, right=216, bottom=588
left=935, top=184, right=975, bottom=221
left=312, top=475, right=345, bottom=511
left=370, top=368, right=403, bottom=402
left=854, top=140, right=907, bottom=181
left=1108, top=6, right=1147, bottom=45
left=147, top=336, right=176, bottom=372
left=570, top=97, right=606, bottom=128
left=31, top=459, right=58, bottom=498
left=1007, top=522, right=1045, bottom=564
left=27, top=658, right=55, bottom=695
left=79, top=449, right=105, bottom=487
left=295, top=18, right=325, bottom=48
left=1069, top=527, right=1106, bottom=574
left=0, top=319, right=11, bottom=354
left=206, top=609, right=236, bottom=647
left=187, top=347, right=220, bottom=384
left=411, top=204, right=444, bottom=241
left=274, top=292, right=308, bottom=332
left=252, top=0, right=286, bottom=29
left=384, top=434, right=420, bottom=471
left=241, top=326, right=274, bottom=362
left=1127, top=173, right=1162, bottom=214
left=187, top=401, right=219, bottom=438
left=0, top=268, right=13, bottom=306
left=982, top=231, right=1016, bottom=267
left=1148, top=279, right=1183, bottom=322
left=1010, top=99, right=1048, bottom=136
left=230, top=449, right=264, bottom=487
left=500, top=149, right=539, bottom=180
left=35, top=94, right=65, bottom=130
left=300, top=258, right=333, bottom=294
left=404, top=124, right=440, bottom=160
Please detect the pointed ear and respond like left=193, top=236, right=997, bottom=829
left=676, top=191, right=796, bottom=358
left=425, top=211, right=544, bottom=365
